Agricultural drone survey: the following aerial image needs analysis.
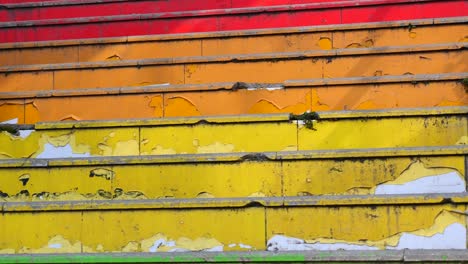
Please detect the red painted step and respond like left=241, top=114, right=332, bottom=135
left=0, top=0, right=347, bottom=22
left=0, top=0, right=466, bottom=43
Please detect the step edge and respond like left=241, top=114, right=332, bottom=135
left=1, top=16, right=466, bottom=50
left=2, top=193, right=468, bottom=212
left=0, top=0, right=442, bottom=28
left=0, top=145, right=466, bottom=168
left=0, top=42, right=465, bottom=73
left=25, top=106, right=468, bottom=130
left=1, top=73, right=465, bottom=100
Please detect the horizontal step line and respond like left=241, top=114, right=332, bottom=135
left=0, top=0, right=441, bottom=28
left=2, top=193, right=468, bottom=212
left=0, top=250, right=466, bottom=263
left=0, top=42, right=465, bottom=73
left=0, top=145, right=466, bottom=168
left=26, top=106, right=467, bottom=130
left=1, top=16, right=465, bottom=50
left=1, top=73, right=465, bottom=100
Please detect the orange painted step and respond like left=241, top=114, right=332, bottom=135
left=0, top=17, right=466, bottom=66
left=1, top=73, right=466, bottom=123
left=0, top=43, right=465, bottom=92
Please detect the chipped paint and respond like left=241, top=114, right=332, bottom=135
left=165, top=97, right=201, bottom=117
left=125, top=234, right=224, bottom=253
left=374, top=160, right=465, bottom=194
left=36, top=143, right=91, bottom=158
left=18, top=235, right=93, bottom=254
left=317, top=37, right=332, bottom=50
left=0, top=188, right=147, bottom=202
left=375, top=172, right=465, bottom=194
left=267, top=210, right=466, bottom=251
left=196, top=142, right=236, bottom=154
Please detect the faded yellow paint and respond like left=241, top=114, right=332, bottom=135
left=140, top=122, right=297, bottom=155
left=266, top=205, right=465, bottom=244
left=380, top=160, right=462, bottom=185
left=0, top=154, right=463, bottom=200
left=1, top=23, right=465, bottom=65
left=298, top=115, right=467, bottom=150
left=300, top=210, right=464, bottom=249
left=112, top=162, right=282, bottom=198
left=284, top=156, right=465, bottom=196
left=0, top=203, right=465, bottom=253
left=0, top=128, right=139, bottom=159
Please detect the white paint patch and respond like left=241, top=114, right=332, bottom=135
left=1, top=118, right=18, bottom=124
left=48, top=243, right=62, bottom=249
left=228, top=244, right=236, bottom=248
left=36, top=143, right=91, bottom=159
left=387, top=223, right=466, bottom=250
left=267, top=235, right=378, bottom=251
left=375, top=172, right=465, bottom=195
left=18, top=130, right=34, bottom=139
left=239, top=243, right=252, bottom=249
left=204, top=246, right=224, bottom=252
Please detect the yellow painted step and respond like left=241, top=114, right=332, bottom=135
left=0, top=145, right=466, bottom=200
left=0, top=43, right=466, bottom=92
left=0, top=73, right=466, bottom=123
left=0, top=107, right=466, bottom=158
left=0, top=194, right=467, bottom=253
left=0, top=17, right=466, bottom=66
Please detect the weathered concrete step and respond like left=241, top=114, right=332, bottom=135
left=1, top=17, right=466, bottom=66
left=1, top=73, right=466, bottom=123
left=0, top=250, right=467, bottom=263
left=0, top=43, right=466, bottom=92
left=0, top=145, right=466, bottom=199
left=0, top=107, right=466, bottom=158
left=0, top=0, right=349, bottom=22
left=0, top=194, right=467, bottom=253
left=1, top=0, right=465, bottom=43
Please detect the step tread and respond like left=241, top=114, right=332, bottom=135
left=2, top=193, right=468, bottom=212
left=0, top=145, right=466, bottom=168
left=0, top=16, right=465, bottom=50
left=1, top=42, right=465, bottom=73
left=0, top=0, right=438, bottom=27
left=0, top=250, right=468, bottom=263
left=1, top=73, right=465, bottom=100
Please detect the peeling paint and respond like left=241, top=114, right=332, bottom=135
left=165, top=97, right=201, bottom=117
left=387, top=223, right=466, bottom=250
left=248, top=99, right=308, bottom=115
left=0, top=188, right=147, bottom=202
left=375, top=172, right=465, bottom=194
left=375, top=160, right=465, bottom=194
left=36, top=143, right=91, bottom=159
left=196, top=142, right=235, bottom=154
left=17, top=235, right=93, bottom=254
left=267, top=210, right=466, bottom=251
left=317, top=37, right=332, bottom=50
left=456, top=136, right=467, bottom=145
left=150, top=145, right=177, bottom=155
